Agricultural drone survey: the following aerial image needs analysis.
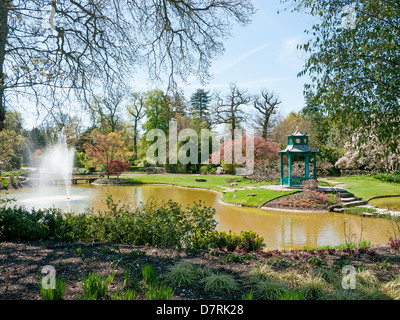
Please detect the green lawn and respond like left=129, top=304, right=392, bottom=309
left=122, top=174, right=296, bottom=207
left=324, top=175, right=400, bottom=200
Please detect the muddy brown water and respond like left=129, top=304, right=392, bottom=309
left=5, top=184, right=395, bottom=249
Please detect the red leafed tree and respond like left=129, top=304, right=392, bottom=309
left=84, top=132, right=133, bottom=179
left=211, top=135, right=280, bottom=172
left=108, top=160, right=132, bottom=178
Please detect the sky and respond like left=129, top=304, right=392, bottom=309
left=133, top=0, right=315, bottom=118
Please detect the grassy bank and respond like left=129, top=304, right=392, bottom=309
left=122, top=174, right=297, bottom=207
left=325, top=176, right=400, bottom=201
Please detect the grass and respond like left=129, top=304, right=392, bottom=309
left=122, top=174, right=297, bottom=207
left=39, top=276, right=66, bottom=300
left=164, top=261, right=203, bottom=287
left=80, top=272, right=115, bottom=300
left=325, top=175, right=400, bottom=201
left=203, top=273, right=239, bottom=294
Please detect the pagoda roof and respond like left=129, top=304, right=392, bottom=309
left=279, top=145, right=319, bottom=153
left=288, top=129, right=308, bottom=137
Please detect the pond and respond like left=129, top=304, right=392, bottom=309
left=369, top=196, right=400, bottom=211
left=5, top=184, right=395, bottom=250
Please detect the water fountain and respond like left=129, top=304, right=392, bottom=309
left=16, top=129, right=84, bottom=211
left=38, top=129, right=75, bottom=199
left=43, top=131, right=74, bottom=195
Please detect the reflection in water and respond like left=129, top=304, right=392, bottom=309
left=6, top=184, right=394, bottom=249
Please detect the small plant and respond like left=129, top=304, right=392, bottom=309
left=239, top=231, right=265, bottom=252
left=145, top=284, right=173, bottom=300
left=4, top=272, right=11, bottom=298
left=81, top=272, right=114, bottom=300
left=142, top=263, right=158, bottom=285
left=307, top=256, right=326, bottom=266
left=255, top=279, right=289, bottom=300
left=241, top=289, right=253, bottom=300
left=203, top=273, right=239, bottom=294
left=279, top=289, right=306, bottom=300
left=76, top=247, right=84, bottom=259
left=300, top=275, right=329, bottom=300
left=39, top=276, right=66, bottom=300
left=164, top=261, right=199, bottom=287
left=111, top=289, right=137, bottom=300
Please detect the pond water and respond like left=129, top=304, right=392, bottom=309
left=369, top=196, right=400, bottom=211
left=5, top=184, right=395, bottom=250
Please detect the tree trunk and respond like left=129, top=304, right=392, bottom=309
left=0, top=1, right=10, bottom=131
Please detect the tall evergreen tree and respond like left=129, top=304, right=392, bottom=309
left=190, top=89, right=211, bottom=127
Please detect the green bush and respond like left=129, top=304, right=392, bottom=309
left=0, top=196, right=218, bottom=249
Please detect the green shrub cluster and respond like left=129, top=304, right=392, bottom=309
left=0, top=195, right=218, bottom=249
left=371, top=171, right=400, bottom=184
left=208, top=230, right=265, bottom=252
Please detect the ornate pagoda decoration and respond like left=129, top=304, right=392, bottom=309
left=279, top=128, right=319, bottom=187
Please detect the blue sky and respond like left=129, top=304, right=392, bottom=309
left=136, top=0, right=316, bottom=117
left=183, top=0, right=315, bottom=117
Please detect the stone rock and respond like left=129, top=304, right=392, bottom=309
left=224, top=180, right=232, bottom=183
left=230, top=183, right=237, bottom=187
left=195, top=178, right=207, bottom=182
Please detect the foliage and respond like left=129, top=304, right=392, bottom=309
left=203, top=273, right=239, bottom=294
left=164, top=261, right=201, bottom=287
left=0, top=196, right=218, bottom=250
left=81, top=272, right=115, bottom=300
left=84, top=132, right=133, bottom=178
left=287, top=0, right=400, bottom=156
left=210, top=230, right=265, bottom=252
left=108, top=160, right=132, bottom=178
left=335, top=127, right=400, bottom=172
left=211, top=135, right=280, bottom=175
left=38, top=276, right=66, bottom=300
left=145, top=284, right=173, bottom=300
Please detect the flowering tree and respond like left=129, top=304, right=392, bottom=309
left=335, top=127, right=400, bottom=173
left=211, top=135, right=280, bottom=174
left=84, top=132, right=133, bottom=179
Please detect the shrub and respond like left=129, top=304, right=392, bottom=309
left=164, top=261, right=199, bottom=287
left=203, top=273, right=239, bottom=294
left=239, top=231, right=265, bottom=251
left=255, top=279, right=290, bottom=300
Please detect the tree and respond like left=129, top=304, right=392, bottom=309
left=0, top=0, right=255, bottom=130
left=271, top=112, right=315, bottom=148
left=190, top=89, right=211, bottom=127
left=252, top=90, right=281, bottom=140
left=108, top=160, right=132, bottom=178
left=213, top=83, right=252, bottom=140
left=285, top=0, right=400, bottom=154
left=88, top=89, right=125, bottom=133
left=84, top=132, right=133, bottom=179
left=126, top=92, right=146, bottom=160
left=143, top=90, right=171, bottom=135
